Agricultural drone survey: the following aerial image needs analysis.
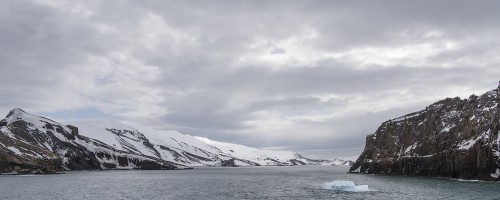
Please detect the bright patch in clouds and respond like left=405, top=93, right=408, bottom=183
left=340, top=41, right=461, bottom=68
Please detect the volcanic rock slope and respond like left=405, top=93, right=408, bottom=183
left=0, top=109, right=314, bottom=173
left=350, top=86, right=500, bottom=181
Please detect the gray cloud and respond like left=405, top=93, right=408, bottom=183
left=1, top=0, right=500, bottom=158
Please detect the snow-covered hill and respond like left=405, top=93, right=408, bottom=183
left=68, top=119, right=313, bottom=167
left=321, top=156, right=358, bottom=166
left=0, top=108, right=316, bottom=174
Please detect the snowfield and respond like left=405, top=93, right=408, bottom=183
left=65, top=118, right=314, bottom=167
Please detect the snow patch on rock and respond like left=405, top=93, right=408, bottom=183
left=7, top=146, right=22, bottom=155
left=491, top=169, right=500, bottom=179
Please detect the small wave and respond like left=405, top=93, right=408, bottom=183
left=446, top=178, right=483, bottom=182
left=322, top=181, right=373, bottom=192
left=457, top=179, right=481, bottom=182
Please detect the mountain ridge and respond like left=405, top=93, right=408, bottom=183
left=0, top=108, right=321, bottom=174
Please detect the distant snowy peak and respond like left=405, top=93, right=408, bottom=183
left=322, top=156, right=358, bottom=166
left=1, top=108, right=64, bottom=130
left=194, top=136, right=299, bottom=160
left=332, top=156, right=358, bottom=162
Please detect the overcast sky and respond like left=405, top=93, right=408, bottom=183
left=1, top=0, right=500, bottom=158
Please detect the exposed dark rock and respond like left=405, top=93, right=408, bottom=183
left=102, top=163, right=116, bottom=169
left=350, top=86, right=500, bottom=181
left=182, top=151, right=215, bottom=162
left=289, top=159, right=307, bottom=165
left=221, top=159, right=237, bottom=167
left=220, top=158, right=259, bottom=167
left=66, top=125, right=79, bottom=136
left=0, top=123, right=63, bottom=174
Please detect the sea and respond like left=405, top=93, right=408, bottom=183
left=1, top=166, right=499, bottom=199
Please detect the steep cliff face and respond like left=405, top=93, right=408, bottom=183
left=350, top=87, right=500, bottom=181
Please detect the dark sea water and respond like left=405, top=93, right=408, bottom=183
left=1, top=166, right=499, bottom=200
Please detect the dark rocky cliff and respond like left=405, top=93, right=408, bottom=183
left=349, top=86, right=500, bottom=181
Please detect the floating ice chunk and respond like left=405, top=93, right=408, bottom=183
left=322, top=181, right=372, bottom=192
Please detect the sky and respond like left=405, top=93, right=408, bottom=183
left=1, top=0, right=500, bottom=159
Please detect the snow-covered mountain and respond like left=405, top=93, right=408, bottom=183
left=321, top=156, right=358, bottom=166
left=0, top=108, right=316, bottom=174
left=68, top=119, right=314, bottom=167
left=0, top=108, right=187, bottom=174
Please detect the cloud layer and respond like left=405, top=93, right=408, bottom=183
left=1, top=0, right=500, bottom=158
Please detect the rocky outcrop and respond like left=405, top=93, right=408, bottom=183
left=350, top=86, right=500, bottom=181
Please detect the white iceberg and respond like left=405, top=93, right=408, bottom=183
left=322, top=181, right=372, bottom=192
